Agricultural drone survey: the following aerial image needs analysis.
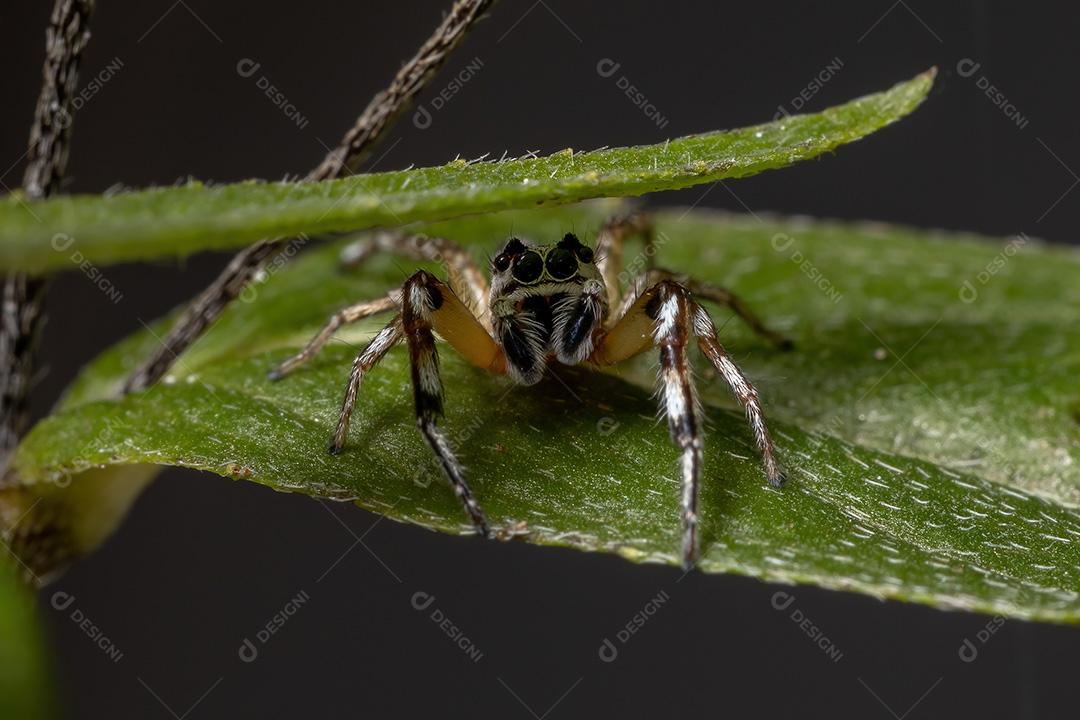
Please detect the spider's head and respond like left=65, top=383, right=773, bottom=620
left=490, top=233, right=598, bottom=291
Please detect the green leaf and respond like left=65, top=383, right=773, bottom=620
left=13, top=203, right=1080, bottom=624
left=0, top=564, right=55, bottom=719
left=0, top=70, right=934, bottom=273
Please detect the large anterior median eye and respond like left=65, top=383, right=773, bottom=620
left=512, top=250, right=544, bottom=284
left=545, top=247, right=578, bottom=280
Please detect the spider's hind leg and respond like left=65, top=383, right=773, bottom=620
left=669, top=272, right=792, bottom=351
left=595, top=211, right=656, bottom=313
left=329, top=312, right=405, bottom=453
left=597, top=214, right=791, bottom=349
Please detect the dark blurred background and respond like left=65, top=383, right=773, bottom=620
left=3, top=1, right=1079, bottom=717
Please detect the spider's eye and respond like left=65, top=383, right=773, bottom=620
left=512, top=251, right=544, bottom=284
left=545, top=247, right=578, bottom=280
left=493, top=253, right=511, bottom=272
left=575, top=245, right=594, bottom=263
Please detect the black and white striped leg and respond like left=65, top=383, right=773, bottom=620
left=619, top=268, right=792, bottom=350
left=330, top=314, right=404, bottom=453
left=269, top=294, right=398, bottom=380
left=648, top=282, right=705, bottom=569
left=673, top=273, right=792, bottom=350
left=400, top=271, right=490, bottom=536
left=692, top=302, right=785, bottom=487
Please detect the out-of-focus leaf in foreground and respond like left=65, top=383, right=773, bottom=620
left=0, top=564, right=53, bottom=719
left=12, top=203, right=1080, bottom=624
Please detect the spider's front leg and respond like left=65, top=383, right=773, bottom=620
left=396, top=270, right=506, bottom=536
left=386, top=270, right=506, bottom=536
left=591, top=280, right=784, bottom=569
left=340, top=230, right=491, bottom=330
left=268, top=294, right=398, bottom=380
left=271, top=230, right=491, bottom=381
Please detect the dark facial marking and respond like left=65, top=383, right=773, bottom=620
left=559, top=233, right=594, bottom=263
left=545, top=247, right=578, bottom=280
left=501, top=322, right=539, bottom=375
left=494, top=237, right=525, bottom=272
left=426, top=283, right=444, bottom=309
left=562, top=300, right=596, bottom=354
left=512, top=250, right=544, bottom=284
left=522, top=294, right=556, bottom=345
left=502, top=238, right=526, bottom=255
left=645, top=290, right=665, bottom=320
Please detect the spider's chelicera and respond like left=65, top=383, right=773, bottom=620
left=270, top=213, right=792, bottom=568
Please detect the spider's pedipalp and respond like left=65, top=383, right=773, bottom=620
left=552, top=278, right=606, bottom=365
left=495, top=306, right=548, bottom=385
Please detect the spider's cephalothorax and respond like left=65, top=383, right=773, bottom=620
left=270, top=214, right=792, bottom=569
left=487, top=233, right=606, bottom=384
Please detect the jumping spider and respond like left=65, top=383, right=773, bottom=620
left=269, top=213, right=791, bottom=568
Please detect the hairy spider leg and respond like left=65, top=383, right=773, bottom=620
left=590, top=280, right=783, bottom=569
left=271, top=231, right=493, bottom=381
left=386, top=269, right=507, bottom=536
left=269, top=295, right=398, bottom=380
left=616, top=268, right=793, bottom=350
left=594, top=211, right=656, bottom=315
left=341, top=231, right=491, bottom=330
left=330, top=314, right=406, bottom=453
left=691, top=302, right=785, bottom=488
left=329, top=271, right=504, bottom=455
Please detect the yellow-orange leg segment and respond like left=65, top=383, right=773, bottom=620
left=340, top=231, right=492, bottom=330
left=393, top=270, right=505, bottom=535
